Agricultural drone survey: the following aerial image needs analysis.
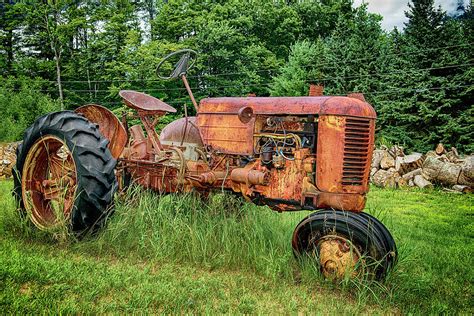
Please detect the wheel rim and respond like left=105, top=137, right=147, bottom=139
left=21, top=135, right=77, bottom=229
left=314, top=234, right=362, bottom=279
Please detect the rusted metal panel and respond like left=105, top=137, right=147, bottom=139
left=316, top=115, right=374, bottom=195
left=316, top=115, right=346, bottom=193
left=256, top=152, right=307, bottom=202
left=75, top=104, right=127, bottom=159
left=198, top=96, right=376, bottom=118
left=314, top=192, right=366, bottom=212
left=197, top=113, right=255, bottom=155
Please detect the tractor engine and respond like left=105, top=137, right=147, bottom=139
left=194, top=95, right=375, bottom=212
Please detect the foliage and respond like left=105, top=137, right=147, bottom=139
left=0, top=77, right=59, bottom=141
left=0, top=0, right=472, bottom=151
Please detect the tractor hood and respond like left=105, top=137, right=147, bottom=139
left=198, top=96, right=376, bottom=119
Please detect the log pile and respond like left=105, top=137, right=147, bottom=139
left=0, top=142, right=19, bottom=179
left=370, top=143, right=473, bottom=193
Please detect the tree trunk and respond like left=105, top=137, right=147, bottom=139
left=86, top=68, right=92, bottom=101
left=54, top=50, right=64, bottom=110
left=6, top=27, right=13, bottom=73
left=44, top=8, right=64, bottom=110
left=146, top=0, right=156, bottom=40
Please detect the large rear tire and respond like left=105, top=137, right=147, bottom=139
left=292, top=210, right=397, bottom=280
left=13, top=111, right=117, bottom=234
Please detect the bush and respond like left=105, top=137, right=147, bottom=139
left=0, top=77, right=59, bottom=142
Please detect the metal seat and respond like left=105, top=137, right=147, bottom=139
left=119, top=90, right=177, bottom=114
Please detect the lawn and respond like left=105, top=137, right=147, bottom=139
left=0, top=179, right=472, bottom=314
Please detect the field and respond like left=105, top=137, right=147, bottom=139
left=0, top=179, right=472, bottom=314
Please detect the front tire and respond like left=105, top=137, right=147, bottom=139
left=292, top=209, right=397, bottom=280
left=13, top=111, right=117, bottom=234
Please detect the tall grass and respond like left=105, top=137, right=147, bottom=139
left=82, top=186, right=304, bottom=282
left=1, top=184, right=398, bottom=300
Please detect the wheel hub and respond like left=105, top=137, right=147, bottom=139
left=21, top=135, right=77, bottom=230
left=317, top=235, right=361, bottom=279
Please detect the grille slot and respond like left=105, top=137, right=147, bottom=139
left=343, top=118, right=371, bottom=186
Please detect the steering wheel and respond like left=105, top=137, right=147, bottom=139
left=156, top=49, right=197, bottom=80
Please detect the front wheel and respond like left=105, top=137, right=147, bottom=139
left=13, top=111, right=117, bottom=234
left=292, top=210, right=397, bottom=280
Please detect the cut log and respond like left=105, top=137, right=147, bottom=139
left=395, top=153, right=424, bottom=174
left=414, top=175, right=433, bottom=189
left=371, top=149, right=385, bottom=169
left=425, top=150, right=438, bottom=159
left=459, top=156, right=474, bottom=183
left=422, top=156, right=473, bottom=187
left=445, top=147, right=460, bottom=162
left=380, top=152, right=395, bottom=169
left=435, top=143, right=446, bottom=155
left=370, top=167, right=378, bottom=178
left=442, top=188, right=462, bottom=194
left=388, top=145, right=405, bottom=158
left=422, top=156, right=461, bottom=184
left=372, top=169, right=397, bottom=188
left=0, top=142, right=19, bottom=178
left=408, top=179, right=415, bottom=187
left=397, top=177, right=408, bottom=187
left=402, top=168, right=422, bottom=181
left=452, top=185, right=472, bottom=194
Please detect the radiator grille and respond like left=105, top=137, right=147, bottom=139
left=343, top=118, right=371, bottom=186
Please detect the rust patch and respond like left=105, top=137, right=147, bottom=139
left=75, top=104, right=128, bottom=159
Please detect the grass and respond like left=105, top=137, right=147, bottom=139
left=0, top=179, right=473, bottom=314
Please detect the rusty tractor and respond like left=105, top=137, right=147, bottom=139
left=13, top=49, right=397, bottom=279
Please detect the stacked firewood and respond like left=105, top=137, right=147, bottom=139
left=370, top=143, right=473, bottom=193
left=0, top=142, right=19, bottom=179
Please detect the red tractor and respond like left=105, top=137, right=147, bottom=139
left=13, top=50, right=396, bottom=279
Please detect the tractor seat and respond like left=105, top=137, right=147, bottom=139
left=119, top=90, right=177, bottom=114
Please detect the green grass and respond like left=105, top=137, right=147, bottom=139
left=0, top=180, right=472, bottom=314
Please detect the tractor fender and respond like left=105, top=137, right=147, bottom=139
left=75, top=104, right=128, bottom=159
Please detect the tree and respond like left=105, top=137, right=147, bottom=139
left=270, top=40, right=325, bottom=96
left=0, top=0, right=18, bottom=75
left=292, top=0, right=355, bottom=40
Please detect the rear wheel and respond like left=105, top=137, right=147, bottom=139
left=292, top=209, right=397, bottom=280
left=13, top=111, right=117, bottom=234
